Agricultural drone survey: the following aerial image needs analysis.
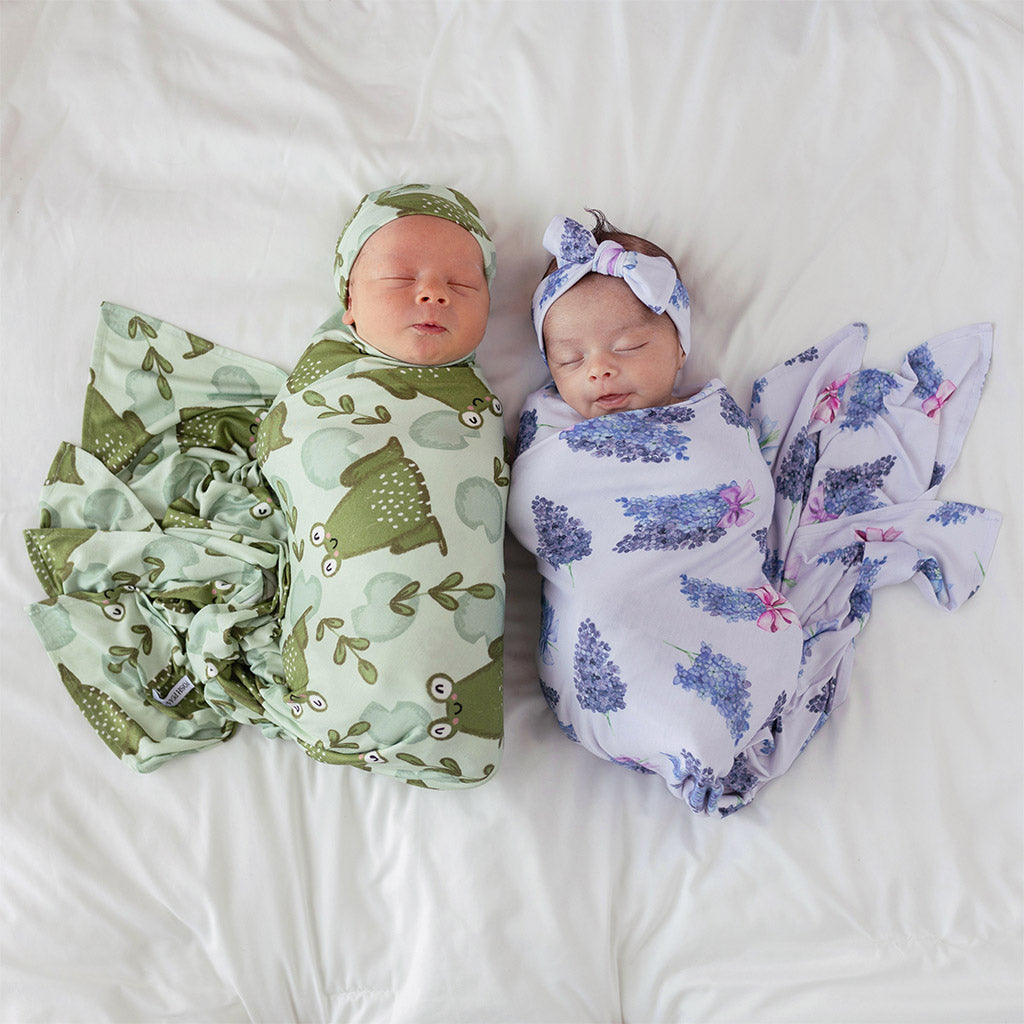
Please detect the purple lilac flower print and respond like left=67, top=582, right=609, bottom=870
left=849, top=557, right=886, bottom=620
left=821, top=456, right=896, bottom=516
left=841, top=369, right=900, bottom=432
left=679, top=575, right=765, bottom=623
left=913, top=556, right=946, bottom=599
left=561, top=405, right=694, bottom=463
left=535, top=265, right=575, bottom=320
left=560, top=219, right=595, bottom=263
left=719, top=391, right=750, bottom=429
left=816, top=542, right=864, bottom=568
left=574, top=618, right=627, bottom=715
left=556, top=719, right=579, bottom=743
left=805, top=675, right=837, bottom=716
left=785, top=346, right=819, bottom=366
left=928, top=501, right=983, bottom=526
left=673, top=642, right=752, bottom=744
left=614, top=485, right=734, bottom=553
left=670, top=279, right=690, bottom=310
left=908, top=343, right=944, bottom=399
left=531, top=496, right=592, bottom=571
left=758, top=691, right=788, bottom=755
left=609, top=755, right=657, bottom=775
left=775, top=427, right=818, bottom=505
left=664, top=748, right=724, bottom=813
left=515, top=408, right=538, bottom=458
left=762, top=547, right=784, bottom=586
left=538, top=593, right=558, bottom=665
left=751, top=376, right=767, bottom=406
left=539, top=679, right=560, bottom=709
left=724, top=754, right=758, bottom=797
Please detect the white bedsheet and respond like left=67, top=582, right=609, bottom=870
left=2, top=2, right=1021, bottom=1021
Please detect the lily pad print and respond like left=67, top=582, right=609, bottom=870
left=351, top=572, right=419, bottom=642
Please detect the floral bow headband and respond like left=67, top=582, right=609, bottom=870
left=530, top=215, right=691, bottom=357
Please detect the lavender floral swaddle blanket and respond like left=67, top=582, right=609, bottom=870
left=507, top=322, right=1000, bottom=814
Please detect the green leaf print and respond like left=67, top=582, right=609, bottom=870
left=389, top=580, right=420, bottom=617
left=128, top=316, right=158, bottom=340
left=183, top=332, right=215, bottom=359
left=317, top=617, right=377, bottom=684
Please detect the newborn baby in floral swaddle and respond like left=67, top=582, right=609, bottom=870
left=507, top=211, right=1001, bottom=814
left=24, top=184, right=507, bottom=789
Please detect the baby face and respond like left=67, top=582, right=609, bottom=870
left=543, top=274, right=685, bottom=419
left=343, top=215, right=490, bottom=365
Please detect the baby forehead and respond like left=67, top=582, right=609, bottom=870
left=358, top=215, right=483, bottom=265
left=545, top=275, right=665, bottom=328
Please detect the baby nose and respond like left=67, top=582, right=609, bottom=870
left=417, top=279, right=448, bottom=305
left=588, top=358, right=615, bottom=380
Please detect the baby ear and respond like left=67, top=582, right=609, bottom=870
left=342, top=297, right=355, bottom=326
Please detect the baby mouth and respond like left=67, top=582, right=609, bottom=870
left=412, top=322, right=447, bottom=334
left=596, top=393, right=630, bottom=409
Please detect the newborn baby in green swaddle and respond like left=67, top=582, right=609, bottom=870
left=258, top=185, right=507, bottom=786
left=24, top=184, right=507, bottom=789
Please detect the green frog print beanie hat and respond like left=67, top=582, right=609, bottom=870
left=333, top=184, right=497, bottom=309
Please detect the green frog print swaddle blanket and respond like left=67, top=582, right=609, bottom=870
left=23, top=185, right=508, bottom=789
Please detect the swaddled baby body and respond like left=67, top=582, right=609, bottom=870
left=25, top=185, right=507, bottom=789
left=508, top=213, right=1000, bottom=814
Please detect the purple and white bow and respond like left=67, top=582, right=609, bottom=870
left=531, top=215, right=691, bottom=357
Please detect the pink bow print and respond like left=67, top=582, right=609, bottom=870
left=799, top=483, right=839, bottom=525
left=854, top=526, right=902, bottom=543
left=811, top=374, right=851, bottom=424
left=749, top=584, right=797, bottom=633
left=718, top=480, right=757, bottom=528
left=922, top=379, right=956, bottom=418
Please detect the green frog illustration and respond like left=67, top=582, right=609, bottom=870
left=65, top=581, right=142, bottom=620
left=58, top=663, right=146, bottom=759
left=176, top=404, right=266, bottom=456
left=253, top=401, right=293, bottom=463
left=285, top=338, right=363, bottom=393
left=82, top=371, right=154, bottom=473
left=279, top=605, right=327, bottom=715
left=204, top=656, right=266, bottom=717
left=348, top=364, right=502, bottom=428
left=44, top=442, right=85, bottom=486
left=375, top=187, right=489, bottom=237
left=425, top=636, right=504, bottom=741
left=309, top=436, right=446, bottom=577
left=23, top=528, right=96, bottom=597
left=298, top=739, right=388, bottom=769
